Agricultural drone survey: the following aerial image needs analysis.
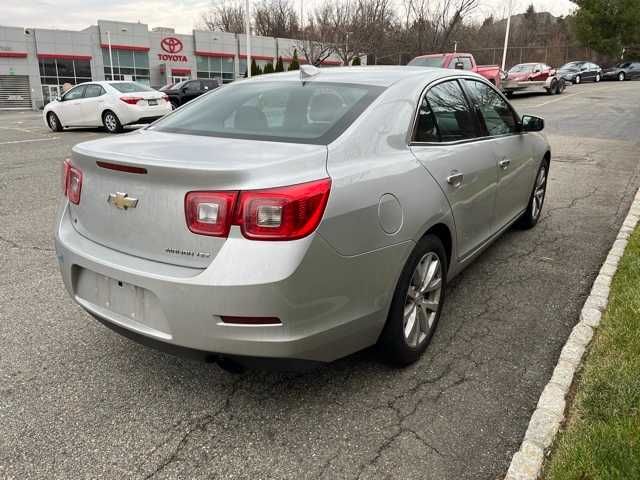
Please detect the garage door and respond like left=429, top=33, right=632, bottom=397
left=0, top=75, right=32, bottom=109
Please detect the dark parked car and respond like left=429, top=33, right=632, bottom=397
left=557, top=61, right=602, bottom=84
left=160, top=79, right=220, bottom=109
left=602, top=62, right=640, bottom=81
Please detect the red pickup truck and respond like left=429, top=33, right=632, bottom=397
left=408, top=53, right=502, bottom=88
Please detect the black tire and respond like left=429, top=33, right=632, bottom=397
left=574, top=75, right=581, bottom=84
left=170, top=99, right=179, bottom=110
left=516, top=160, right=549, bottom=230
left=546, top=81, right=556, bottom=95
left=618, top=72, right=626, bottom=81
left=102, top=110, right=123, bottom=133
left=505, top=91, right=514, bottom=99
left=378, top=234, right=447, bottom=366
left=558, top=79, right=566, bottom=94
left=47, top=112, right=63, bottom=132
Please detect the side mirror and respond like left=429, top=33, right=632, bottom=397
left=533, top=68, right=541, bottom=73
left=521, top=115, right=544, bottom=132
left=454, top=61, right=465, bottom=70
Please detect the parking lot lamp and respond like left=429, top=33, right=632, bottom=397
left=245, top=0, right=252, bottom=78
left=501, top=0, right=513, bottom=71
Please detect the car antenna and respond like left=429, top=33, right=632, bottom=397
left=300, top=64, right=320, bottom=84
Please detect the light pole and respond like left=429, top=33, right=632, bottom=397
left=106, top=31, right=115, bottom=81
left=345, top=31, right=353, bottom=65
left=245, top=0, right=252, bottom=77
left=106, top=28, right=127, bottom=81
left=501, top=0, right=514, bottom=71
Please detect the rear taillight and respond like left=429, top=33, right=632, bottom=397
left=184, top=178, right=331, bottom=240
left=235, top=179, right=332, bottom=240
left=120, top=96, right=142, bottom=105
left=62, top=158, right=82, bottom=204
left=185, top=191, right=238, bottom=237
left=161, top=94, right=169, bottom=102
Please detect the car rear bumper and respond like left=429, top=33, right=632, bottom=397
left=125, top=115, right=164, bottom=125
left=118, top=103, right=172, bottom=125
left=54, top=202, right=411, bottom=364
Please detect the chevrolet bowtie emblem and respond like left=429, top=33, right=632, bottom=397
left=108, top=192, right=139, bottom=210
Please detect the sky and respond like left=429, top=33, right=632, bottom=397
left=3, top=0, right=577, bottom=34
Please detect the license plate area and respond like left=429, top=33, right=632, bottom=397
left=148, top=99, right=158, bottom=106
left=72, top=266, right=170, bottom=336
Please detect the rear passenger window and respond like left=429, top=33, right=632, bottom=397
left=464, top=80, right=518, bottom=136
left=84, top=85, right=104, bottom=98
left=415, top=80, right=477, bottom=142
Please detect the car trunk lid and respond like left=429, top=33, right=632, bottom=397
left=69, top=129, right=328, bottom=268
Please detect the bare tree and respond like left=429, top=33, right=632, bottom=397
left=253, top=0, right=300, bottom=37
left=400, top=0, right=478, bottom=55
left=201, top=3, right=246, bottom=34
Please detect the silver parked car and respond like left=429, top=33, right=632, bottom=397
left=55, top=66, right=550, bottom=368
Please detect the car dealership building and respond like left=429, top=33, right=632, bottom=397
left=0, top=19, right=344, bottom=110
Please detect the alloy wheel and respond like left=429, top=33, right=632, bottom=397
left=619, top=72, right=625, bottom=81
left=105, top=113, right=117, bottom=132
left=48, top=114, right=57, bottom=130
left=531, top=166, right=547, bottom=220
left=575, top=75, right=581, bottom=84
left=403, top=252, right=442, bottom=348
left=596, top=73, right=601, bottom=82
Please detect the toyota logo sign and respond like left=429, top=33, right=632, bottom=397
left=161, top=37, right=183, bottom=53
left=158, top=37, right=188, bottom=62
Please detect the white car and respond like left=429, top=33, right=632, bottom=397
left=44, top=81, right=172, bottom=133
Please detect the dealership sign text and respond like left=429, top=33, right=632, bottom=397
left=157, top=53, right=187, bottom=62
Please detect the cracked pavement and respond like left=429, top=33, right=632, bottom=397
left=1, top=82, right=640, bottom=480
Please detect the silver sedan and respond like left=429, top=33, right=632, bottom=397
left=55, top=66, right=550, bottom=368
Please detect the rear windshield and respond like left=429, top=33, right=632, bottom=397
left=109, top=82, right=154, bottom=93
left=409, top=56, right=445, bottom=68
left=150, top=81, right=384, bottom=145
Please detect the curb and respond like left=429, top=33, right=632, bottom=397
left=504, top=187, right=640, bottom=480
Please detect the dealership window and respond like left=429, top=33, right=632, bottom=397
left=39, top=57, right=92, bottom=104
left=196, top=55, right=235, bottom=83
left=102, top=49, right=150, bottom=85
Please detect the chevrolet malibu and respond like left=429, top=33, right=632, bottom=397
left=55, top=66, right=550, bottom=369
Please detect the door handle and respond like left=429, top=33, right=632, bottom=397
left=446, top=171, right=464, bottom=188
left=498, top=158, right=511, bottom=170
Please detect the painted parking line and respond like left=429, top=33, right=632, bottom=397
left=0, top=126, right=35, bottom=133
left=0, top=137, right=59, bottom=145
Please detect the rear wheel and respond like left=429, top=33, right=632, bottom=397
left=574, top=75, right=581, bottom=84
left=618, top=72, right=626, bottom=81
left=170, top=99, right=179, bottom=110
left=47, top=112, right=63, bottom=132
left=379, top=234, right=447, bottom=366
left=516, top=161, right=548, bottom=230
left=102, top=110, right=123, bottom=133
left=595, top=73, right=601, bottom=82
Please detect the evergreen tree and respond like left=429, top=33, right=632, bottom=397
left=263, top=62, right=275, bottom=74
left=288, top=49, right=300, bottom=71
left=251, top=58, right=262, bottom=76
left=351, top=56, right=361, bottom=66
left=574, top=0, right=640, bottom=57
left=275, top=56, right=285, bottom=72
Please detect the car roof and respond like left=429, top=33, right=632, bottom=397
left=243, top=65, right=476, bottom=87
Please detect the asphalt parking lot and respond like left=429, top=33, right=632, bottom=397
left=1, top=81, right=639, bottom=480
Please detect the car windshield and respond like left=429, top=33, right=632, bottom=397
left=151, top=81, right=384, bottom=145
left=615, top=63, right=631, bottom=68
left=408, top=56, right=445, bottom=68
left=509, top=64, right=535, bottom=73
left=560, top=62, right=580, bottom=70
left=109, top=82, right=155, bottom=93
left=159, top=83, right=177, bottom=91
